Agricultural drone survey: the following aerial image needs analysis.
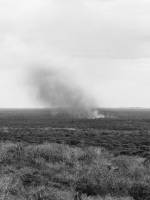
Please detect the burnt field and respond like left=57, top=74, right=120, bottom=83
left=0, top=108, right=150, bottom=158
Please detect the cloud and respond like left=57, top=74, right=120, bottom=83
left=0, top=0, right=150, bottom=107
left=1, top=0, right=150, bottom=60
left=1, top=0, right=150, bottom=63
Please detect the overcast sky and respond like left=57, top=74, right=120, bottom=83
left=0, top=0, right=150, bottom=108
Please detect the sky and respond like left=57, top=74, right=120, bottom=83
left=0, top=0, right=150, bottom=108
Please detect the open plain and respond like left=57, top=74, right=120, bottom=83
left=0, top=109, right=150, bottom=200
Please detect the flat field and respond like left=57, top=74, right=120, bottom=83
left=0, top=109, right=149, bottom=200
left=0, top=109, right=150, bottom=158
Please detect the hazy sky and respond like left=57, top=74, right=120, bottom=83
left=0, top=0, right=150, bottom=108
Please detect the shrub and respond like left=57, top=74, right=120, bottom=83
left=24, top=143, right=71, bottom=163
left=0, top=142, right=24, bottom=165
left=27, top=187, right=74, bottom=200
left=0, top=142, right=149, bottom=200
left=129, top=183, right=150, bottom=200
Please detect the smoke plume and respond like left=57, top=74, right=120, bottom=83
left=28, top=67, right=99, bottom=118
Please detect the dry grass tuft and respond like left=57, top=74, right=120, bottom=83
left=0, top=142, right=149, bottom=199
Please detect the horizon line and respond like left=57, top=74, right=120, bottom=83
left=0, top=107, right=150, bottom=110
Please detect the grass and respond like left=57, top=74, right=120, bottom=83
left=0, top=142, right=149, bottom=199
left=0, top=126, right=150, bottom=158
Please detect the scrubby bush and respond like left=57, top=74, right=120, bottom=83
left=0, top=142, right=149, bottom=199
left=0, top=142, right=24, bottom=165
left=129, top=183, right=150, bottom=200
left=82, top=195, right=133, bottom=200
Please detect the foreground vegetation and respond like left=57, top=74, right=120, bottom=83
left=0, top=127, right=150, bottom=158
left=0, top=142, right=149, bottom=200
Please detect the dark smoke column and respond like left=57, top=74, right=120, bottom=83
left=28, top=67, right=99, bottom=118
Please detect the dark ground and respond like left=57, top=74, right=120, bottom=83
left=0, top=108, right=150, bottom=158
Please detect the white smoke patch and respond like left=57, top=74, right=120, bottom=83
left=28, top=67, right=99, bottom=118
left=90, top=110, right=106, bottom=119
left=89, top=109, right=117, bottom=119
